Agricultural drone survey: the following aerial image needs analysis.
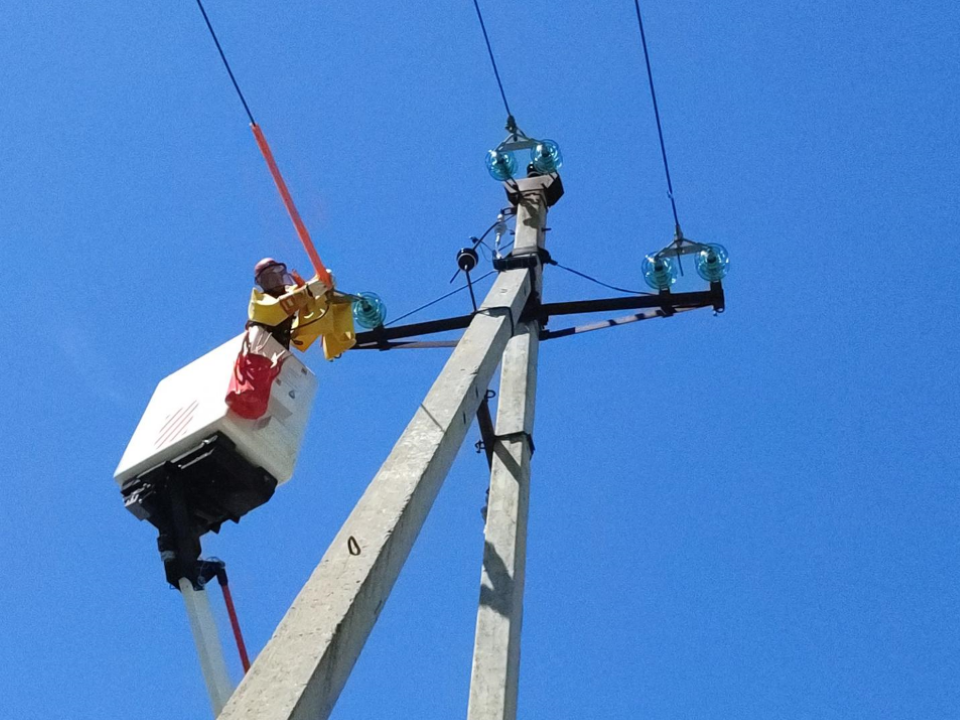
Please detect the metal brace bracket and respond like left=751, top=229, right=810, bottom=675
left=492, top=430, right=536, bottom=456
left=492, top=247, right=553, bottom=273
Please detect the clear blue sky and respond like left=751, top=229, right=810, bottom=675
left=2, top=1, right=958, bottom=718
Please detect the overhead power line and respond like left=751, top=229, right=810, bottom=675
left=549, top=260, right=654, bottom=296
left=387, top=271, right=497, bottom=326
left=195, top=0, right=256, bottom=125
left=632, top=0, right=682, bottom=235
left=192, top=0, right=335, bottom=286
left=471, top=0, right=514, bottom=122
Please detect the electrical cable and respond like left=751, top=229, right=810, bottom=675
left=450, top=208, right=515, bottom=282
left=632, top=0, right=680, bottom=234
left=549, top=260, right=654, bottom=296
left=476, top=209, right=514, bottom=245
left=195, top=0, right=256, bottom=125
left=465, top=271, right=479, bottom=311
left=387, top=271, right=496, bottom=326
left=470, top=0, right=514, bottom=121
left=193, top=0, right=335, bottom=285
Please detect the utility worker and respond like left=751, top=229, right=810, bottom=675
left=227, top=258, right=356, bottom=419
left=248, top=257, right=356, bottom=358
left=249, top=258, right=326, bottom=349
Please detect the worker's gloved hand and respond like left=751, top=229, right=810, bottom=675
left=306, top=277, right=330, bottom=298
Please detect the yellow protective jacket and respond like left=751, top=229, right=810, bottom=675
left=248, top=283, right=356, bottom=360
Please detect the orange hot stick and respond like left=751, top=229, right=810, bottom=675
left=250, top=123, right=333, bottom=288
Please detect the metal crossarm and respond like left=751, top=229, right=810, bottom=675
left=352, top=286, right=723, bottom=349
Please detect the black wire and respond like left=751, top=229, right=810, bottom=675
left=550, top=260, right=654, bottom=296
left=476, top=235, right=513, bottom=258
left=632, top=0, right=680, bottom=233
left=465, top=271, right=479, bottom=311
left=450, top=209, right=515, bottom=282
left=387, top=271, right=496, bottom=326
left=471, top=0, right=513, bottom=119
left=195, top=0, right=257, bottom=125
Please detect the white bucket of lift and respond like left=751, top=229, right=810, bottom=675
left=114, top=331, right=317, bottom=487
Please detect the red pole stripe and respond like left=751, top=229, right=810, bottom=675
left=220, top=581, right=251, bottom=673
left=250, top=123, right=333, bottom=288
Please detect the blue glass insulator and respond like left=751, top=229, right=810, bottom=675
left=485, top=149, right=516, bottom=181
left=695, top=244, right=730, bottom=282
left=531, top=139, right=562, bottom=174
left=642, top=255, right=677, bottom=290
left=352, top=292, right=387, bottom=329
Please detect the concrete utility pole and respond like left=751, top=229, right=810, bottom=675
left=219, top=174, right=560, bottom=720
left=467, top=179, right=546, bottom=720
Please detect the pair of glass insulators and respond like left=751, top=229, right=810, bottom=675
left=485, top=139, right=563, bottom=181
left=642, top=244, right=730, bottom=290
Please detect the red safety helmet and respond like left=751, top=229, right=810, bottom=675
left=254, top=257, right=286, bottom=280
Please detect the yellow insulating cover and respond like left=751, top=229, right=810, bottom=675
left=321, top=301, right=357, bottom=360
left=288, top=296, right=330, bottom=352
left=249, top=283, right=356, bottom=360
left=288, top=297, right=356, bottom=359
